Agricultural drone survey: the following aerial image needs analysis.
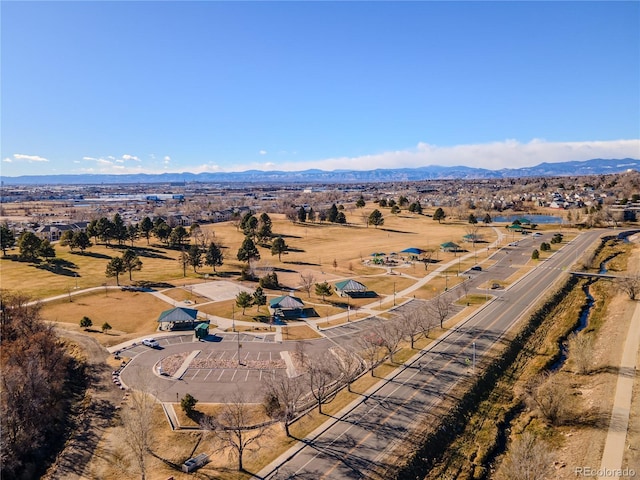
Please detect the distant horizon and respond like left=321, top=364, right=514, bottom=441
left=2, top=157, right=640, bottom=184
left=2, top=2, right=639, bottom=176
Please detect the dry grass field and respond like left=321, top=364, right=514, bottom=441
left=41, top=290, right=172, bottom=346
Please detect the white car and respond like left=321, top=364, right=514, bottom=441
left=142, top=338, right=160, bottom=348
left=533, top=232, right=543, bottom=237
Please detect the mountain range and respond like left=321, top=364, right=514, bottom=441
left=1, top=158, right=639, bottom=185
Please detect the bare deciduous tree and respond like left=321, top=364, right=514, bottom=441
left=526, top=372, right=572, bottom=426
left=496, top=431, right=554, bottom=480
left=372, top=320, right=404, bottom=364
left=263, top=374, right=305, bottom=437
left=567, top=332, right=593, bottom=375
left=202, top=391, right=267, bottom=471
left=355, top=333, right=383, bottom=377
left=334, top=347, right=363, bottom=393
left=299, top=273, right=316, bottom=298
left=307, top=354, right=339, bottom=414
left=119, top=375, right=156, bottom=480
left=617, top=274, right=640, bottom=300
left=398, top=308, right=423, bottom=349
left=430, top=293, right=452, bottom=328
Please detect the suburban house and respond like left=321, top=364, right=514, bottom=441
left=34, top=222, right=89, bottom=242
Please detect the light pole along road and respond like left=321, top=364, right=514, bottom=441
left=258, top=229, right=611, bottom=480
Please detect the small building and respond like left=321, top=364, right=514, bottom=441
left=335, top=279, right=368, bottom=297
left=194, top=322, right=209, bottom=340
left=157, top=307, right=200, bottom=330
left=440, top=241, right=461, bottom=253
left=269, top=295, right=305, bottom=319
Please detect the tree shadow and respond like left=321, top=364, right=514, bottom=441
left=35, top=259, right=78, bottom=276
left=284, top=261, right=321, bottom=266
left=74, top=251, right=112, bottom=260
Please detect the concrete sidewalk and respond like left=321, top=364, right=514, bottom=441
left=598, top=299, right=640, bottom=479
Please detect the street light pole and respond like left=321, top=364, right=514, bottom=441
left=472, top=342, right=476, bottom=374
left=393, top=282, right=396, bottom=306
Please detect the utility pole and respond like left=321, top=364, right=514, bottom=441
left=393, top=282, right=396, bottom=306
left=472, top=342, right=476, bottom=374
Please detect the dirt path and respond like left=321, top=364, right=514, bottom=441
left=43, top=329, right=125, bottom=480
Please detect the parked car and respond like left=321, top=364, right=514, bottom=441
left=533, top=232, right=543, bottom=237
left=470, top=265, right=482, bottom=271
left=142, top=338, right=160, bottom=348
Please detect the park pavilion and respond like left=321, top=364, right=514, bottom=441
left=269, top=295, right=305, bottom=319
left=157, top=307, right=200, bottom=330
left=335, top=279, right=368, bottom=297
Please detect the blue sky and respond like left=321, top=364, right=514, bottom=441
left=2, top=1, right=639, bottom=176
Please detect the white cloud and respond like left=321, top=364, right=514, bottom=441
left=12, top=154, right=49, bottom=163
left=3, top=158, right=12, bottom=163
left=263, top=139, right=640, bottom=172
left=189, top=163, right=223, bottom=173
left=163, top=156, right=171, bottom=164
left=259, top=150, right=267, bottom=155
left=122, top=154, right=140, bottom=161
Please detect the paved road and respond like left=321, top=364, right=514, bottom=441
left=257, top=229, right=609, bottom=479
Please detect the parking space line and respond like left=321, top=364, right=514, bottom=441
left=204, top=370, right=212, bottom=381
left=191, top=369, right=200, bottom=380
left=245, top=370, right=250, bottom=381
left=230, top=370, right=237, bottom=381
left=217, top=370, right=225, bottom=381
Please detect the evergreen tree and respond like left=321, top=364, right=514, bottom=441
left=271, top=236, right=288, bottom=261
left=80, top=316, right=93, bottom=329
left=241, top=213, right=258, bottom=238
left=73, top=231, right=92, bottom=253
left=408, top=202, right=423, bottom=214
left=169, top=225, right=189, bottom=247
left=187, top=244, right=202, bottom=272
left=0, top=224, right=16, bottom=256
left=37, top=239, right=56, bottom=262
left=154, top=222, right=172, bottom=244
left=433, top=207, right=446, bottom=223
left=253, top=286, right=266, bottom=312
left=18, top=232, right=42, bottom=261
left=112, top=213, right=128, bottom=245
left=468, top=213, right=478, bottom=224
left=483, top=213, right=492, bottom=225
left=328, top=204, right=339, bottom=223
left=237, top=236, right=260, bottom=263
left=335, top=211, right=347, bottom=224
left=122, top=249, right=143, bottom=280
left=368, top=209, right=384, bottom=228
left=96, top=217, right=114, bottom=245
left=315, top=282, right=333, bottom=301
left=257, top=213, right=273, bottom=242
left=140, top=216, right=154, bottom=244
left=126, top=224, right=139, bottom=246
left=236, top=291, right=253, bottom=314
left=355, top=196, right=365, bottom=208
left=204, top=242, right=224, bottom=272
left=105, top=257, right=126, bottom=285
left=297, top=207, right=307, bottom=223
left=101, top=322, right=112, bottom=334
